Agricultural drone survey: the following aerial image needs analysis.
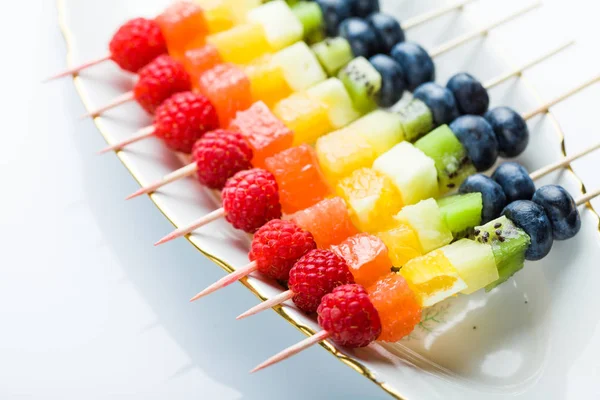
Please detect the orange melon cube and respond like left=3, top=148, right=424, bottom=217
left=184, top=44, right=223, bottom=88
left=156, top=2, right=209, bottom=57
left=330, top=233, right=392, bottom=288
left=207, top=23, right=272, bottom=64
left=367, top=273, right=422, bottom=342
left=228, top=101, right=293, bottom=168
left=197, top=63, right=253, bottom=126
left=264, top=145, right=331, bottom=214
left=290, top=197, right=359, bottom=249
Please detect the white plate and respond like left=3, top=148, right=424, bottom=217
left=60, top=0, right=600, bottom=398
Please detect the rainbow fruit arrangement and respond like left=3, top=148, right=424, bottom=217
left=52, top=0, right=600, bottom=372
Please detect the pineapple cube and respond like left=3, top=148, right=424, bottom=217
left=307, top=78, right=361, bottom=129
left=316, top=110, right=404, bottom=186
left=207, top=23, right=272, bottom=64
left=373, top=142, right=439, bottom=205
left=247, top=0, right=304, bottom=51
left=395, top=198, right=453, bottom=253
left=376, top=223, right=422, bottom=267
left=245, top=54, right=293, bottom=107
left=401, top=250, right=468, bottom=307
left=273, top=92, right=333, bottom=145
left=272, top=42, right=327, bottom=91
left=336, top=168, right=404, bottom=233
left=441, top=239, right=499, bottom=294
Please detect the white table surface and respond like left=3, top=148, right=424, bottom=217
left=1, top=0, right=599, bottom=399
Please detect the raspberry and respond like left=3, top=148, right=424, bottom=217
left=134, top=55, right=191, bottom=114
left=317, top=284, right=382, bottom=348
left=153, top=92, right=219, bottom=153
left=192, top=130, right=253, bottom=189
left=249, top=220, right=316, bottom=281
left=288, top=250, right=355, bottom=313
left=109, top=18, right=167, bottom=73
left=222, top=169, right=282, bottom=233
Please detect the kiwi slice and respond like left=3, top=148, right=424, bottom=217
left=338, top=57, right=382, bottom=113
left=397, top=98, right=434, bottom=142
left=471, top=216, right=531, bottom=291
left=292, top=2, right=324, bottom=41
left=415, top=124, right=477, bottom=193
left=437, top=192, right=483, bottom=234
left=312, top=37, right=354, bottom=76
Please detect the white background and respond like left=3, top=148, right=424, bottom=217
left=1, top=0, right=599, bottom=399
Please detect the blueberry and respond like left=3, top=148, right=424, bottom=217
left=348, top=0, right=379, bottom=17
left=502, top=200, right=553, bottom=261
left=484, top=107, right=529, bottom=158
left=315, top=0, right=353, bottom=37
left=532, top=185, right=581, bottom=240
left=450, top=115, right=498, bottom=171
left=492, top=162, right=535, bottom=203
left=338, top=18, right=380, bottom=58
left=369, top=54, right=406, bottom=107
left=446, top=73, right=489, bottom=115
left=459, top=174, right=507, bottom=224
left=367, top=12, right=405, bottom=54
left=390, top=42, right=435, bottom=91
left=413, top=83, right=460, bottom=127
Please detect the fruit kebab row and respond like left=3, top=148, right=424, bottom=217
left=124, top=40, right=570, bottom=199
left=169, top=79, right=598, bottom=306
left=153, top=75, right=597, bottom=246
left=83, top=0, right=478, bottom=119
left=47, top=0, right=266, bottom=81
left=251, top=183, right=600, bottom=373
left=234, top=142, right=600, bottom=319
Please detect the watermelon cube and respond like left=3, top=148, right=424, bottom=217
left=184, top=44, right=223, bottom=88
left=229, top=101, right=293, bottom=168
left=264, top=144, right=331, bottom=214
left=198, top=63, right=253, bottom=126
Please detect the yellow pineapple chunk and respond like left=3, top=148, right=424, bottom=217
left=273, top=92, right=333, bottom=145
left=376, top=223, right=422, bottom=268
left=400, top=250, right=467, bottom=307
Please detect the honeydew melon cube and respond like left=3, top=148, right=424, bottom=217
left=441, top=239, right=499, bottom=294
left=395, top=198, right=453, bottom=253
left=247, top=1, right=304, bottom=51
left=272, top=42, right=327, bottom=91
left=307, top=78, right=361, bottom=129
left=373, top=142, right=439, bottom=205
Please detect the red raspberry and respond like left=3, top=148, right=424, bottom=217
left=109, top=18, right=167, bottom=73
left=222, top=169, right=282, bottom=233
left=192, top=130, right=253, bottom=189
left=249, top=220, right=316, bottom=281
left=134, top=55, right=191, bottom=114
left=288, top=250, right=355, bottom=313
left=153, top=92, right=219, bottom=153
left=317, top=284, right=381, bottom=348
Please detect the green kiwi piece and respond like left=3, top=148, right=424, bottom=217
left=437, top=192, right=483, bottom=234
left=311, top=37, right=354, bottom=76
left=397, top=98, right=434, bottom=142
left=337, top=57, right=382, bottom=113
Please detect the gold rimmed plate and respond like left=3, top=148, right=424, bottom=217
left=59, top=0, right=600, bottom=398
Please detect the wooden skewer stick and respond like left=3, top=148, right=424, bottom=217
left=251, top=330, right=331, bottom=373
left=521, top=73, right=600, bottom=121
left=81, top=91, right=135, bottom=119
left=98, top=126, right=156, bottom=154
left=401, top=0, right=477, bottom=31
left=189, top=261, right=258, bottom=302
left=576, top=188, right=600, bottom=207
left=44, top=54, right=111, bottom=83
left=429, top=2, right=542, bottom=58
left=236, top=290, right=295, bottom=320
left=154, top=207, right=225, bottom=246
left=530, top=141, right=600, bottom=181
left=127, top=163, right=198, bottom=200
left=483, top=40, right=574, bottom=89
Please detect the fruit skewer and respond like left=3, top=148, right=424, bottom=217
left=100, top=3, right=541, bottom=168
left=47, top=0, right=264, bottom=81
left=154, top=76, right=598, bottom=247
left=214, top=142, right=600, bottom=318
left=80, top=0, right=474, bottom=118
left=125, top=40, right=569, bottom=200
left=252, top=184, right=600, bottom=373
